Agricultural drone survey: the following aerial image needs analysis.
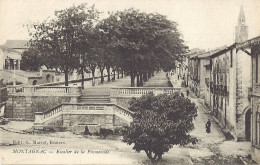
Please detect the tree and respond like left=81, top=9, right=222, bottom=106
left=21, top=48, right=43, bottom=71
left=101, top=9, right=187, bottom=86
left=28, top=3, right=99, bottom=86
left=122, top=93, right=198, bottom=161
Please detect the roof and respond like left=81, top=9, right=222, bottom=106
left=187, top=49, right=205, bottom=59
left=1, top=40, right=29, bottom=49
left=198, top=52, right=211, bottom=59
left=0, top=45, right=21, bottom=54
left=237, top=35, right=260, bottom=49
left=209, top=44, right=236, bottom=59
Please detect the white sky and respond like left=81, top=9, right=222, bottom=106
left=0, top=0, right=260, bottom=50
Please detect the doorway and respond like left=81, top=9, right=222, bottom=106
left=245, top=109, right=251, bottom=141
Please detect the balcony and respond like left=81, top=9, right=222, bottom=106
left=252, top=84, right=260, bottom=96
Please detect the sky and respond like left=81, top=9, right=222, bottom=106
left=0, top=0, right=260, bottom=50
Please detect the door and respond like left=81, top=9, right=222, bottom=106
left=245, top=109, right=251, bottom=141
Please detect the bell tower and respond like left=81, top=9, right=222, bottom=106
left=235, top=6, right=248, bottom=43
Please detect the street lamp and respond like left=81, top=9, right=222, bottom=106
left=80, top=54, right=84, bottom=89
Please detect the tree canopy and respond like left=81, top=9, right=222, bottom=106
left=21, top=48, right=43, bottom=71
left=26, top=5, right=187, bottom=86
left=123, top=93, right=197, bottom=161
left=27, top=3, right=99, bottom=85
left=100, top=9, right=187, bottom=86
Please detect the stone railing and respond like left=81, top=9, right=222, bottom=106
left=111, top=87, right=181, bottom=97
left=34, top=103, right=134, bottom=125
left=7, top=85, right=81, bottom=96
left=35, top=104, right=64, bottom=124
left=114, top=104, right=134, bottom=122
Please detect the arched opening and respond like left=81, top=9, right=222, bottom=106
left=46, top=74, right=51, bottom=83
left=245, top=109, right=251, bottom=141
left=32, top=80, right=38, bottom=85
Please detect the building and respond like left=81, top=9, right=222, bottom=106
left=237, top=36, right=260, bottom=162
left=235, top=6, right=248, bottom=43
left=0, top=46, right=21, bottom=70
left=187, top=6, right=252, bottom=140
left=207, top=6, right=251, bottom=140
left=209, top=43, right=251, bottom=140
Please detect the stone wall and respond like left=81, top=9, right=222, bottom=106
left=5, top=95, right=71, bottom=120
left=199, top=59, right=210, bottom=99
left=235, top=49, right=252, bottom=139
left=251, top=45, right=260, bottom=162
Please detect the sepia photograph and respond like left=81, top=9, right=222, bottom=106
left=0, top=0, right=260, bottom=164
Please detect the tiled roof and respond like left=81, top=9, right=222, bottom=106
left=2, top=40, right=29, bottom=49
left=0, top=45, right=21, bottom=54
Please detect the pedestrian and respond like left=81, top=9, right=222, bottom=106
left=186, top=89, right=189, bottom=97
left=206, top=119, right=211, bottom=133
left=181, top=93, right=184, bottom=97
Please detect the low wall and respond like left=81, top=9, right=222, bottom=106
left=5, top=95, right=73, bottom=120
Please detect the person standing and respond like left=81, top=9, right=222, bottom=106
left=206, top=119, right=211, bottom=133
left=186, top=89, right=189, bottom=97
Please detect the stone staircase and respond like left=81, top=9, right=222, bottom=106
left=79, top=87, right=111, bottom=103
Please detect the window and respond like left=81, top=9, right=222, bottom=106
left=257, top=53, right=260, bottom=83
left=257, top=111, right=260, bottom=145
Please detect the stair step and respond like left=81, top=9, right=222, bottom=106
left=80, top=98, right=110, bottom=101
left=79, top=100, right=111, bottom=103
left=80, top=96, right=110, bottom=98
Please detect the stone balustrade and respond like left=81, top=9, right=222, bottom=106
left=111, top=87, right=181, bottom=97
left=34, top=103, right=134, bottom=125
left=6, top=85, right=81, bottom=96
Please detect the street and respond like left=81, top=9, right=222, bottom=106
left=0, top=72, right=251, bottom=165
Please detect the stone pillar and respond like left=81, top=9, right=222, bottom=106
left=34, top=112, right=44, bottom=124
left=17, top=60, right=20, bottom=70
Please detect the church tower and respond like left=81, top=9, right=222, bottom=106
left=235, top=6, right=248, bottom=43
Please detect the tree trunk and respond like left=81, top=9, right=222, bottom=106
left=91, top=68, right=95, bottom=86
left=117, top=70, right=120, bottom=79
left=64, top=70, right=69, bottom=86
left=140, top=72, right=143, bottom=86
left=130, top=70, right=135, bottom=87
left=148, top=71, right=151, bottom=79
left=106, top=66, right=110, bottom=82
left=113, top=70, right=116, bottom=81
left=136, top=73, right=140, bottom=87
left=121, top=70, right=124, bottom=78
left=100, top=69, right=104, bottom=84
left=145, top=150, right=161, bottom=161
left=81, top=65, right=84, bottom=89
left=143, top=71, right=147, bottom=82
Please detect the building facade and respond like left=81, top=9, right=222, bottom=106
left=237, top=36, right=260, bottom=162
left=209, top=44, right=251, bottom=140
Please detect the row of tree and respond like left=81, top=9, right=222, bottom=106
left=22, top=3, right=187, bottom=86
